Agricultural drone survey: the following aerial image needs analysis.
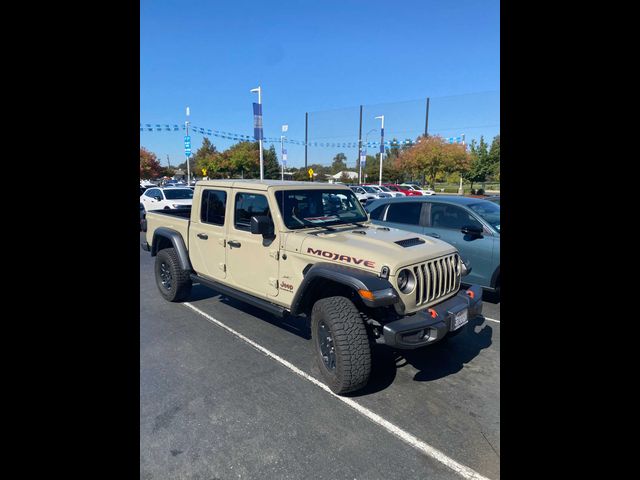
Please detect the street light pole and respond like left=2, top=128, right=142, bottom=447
left=375, top=115, right=385, bottom=186
left=458, top=133, right=466, bottom=195
left=185, top=106, right=191, bottom=185
left=250, top=87, right=264, bottom=180
left=361, top=128, right=376, bottom=184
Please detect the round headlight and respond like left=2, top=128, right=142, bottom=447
left=397, top=268, right=416, bottom=294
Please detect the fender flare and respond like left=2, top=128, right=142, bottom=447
left=151, top=227, right=193, bottom=272
left=490, top=265, right=500, bottom=289
left=289, top=262, right=398, bottom=316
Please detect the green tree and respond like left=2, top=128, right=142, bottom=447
left=140, top=147, right=161, bottom=179
left=464, top=136, right=493, bottom=191
left=331, top=152, right=347, bottom=174
left=488, top=135, right=500, bottom=181
left=263, top=144, right=281, bottom=179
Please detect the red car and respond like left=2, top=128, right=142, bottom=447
left=383, top=184, right=423, bottom=196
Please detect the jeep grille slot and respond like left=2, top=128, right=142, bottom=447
left=395, top=237, right=426, bottom=248
left=412, top=253, right=461, bottom=307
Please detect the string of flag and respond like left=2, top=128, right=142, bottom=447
left=140, top=123, right=466, bottom=148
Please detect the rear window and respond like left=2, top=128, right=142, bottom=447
left=369, top=204, right=387, bottom=220
left=163, top=189, right=193, bottom=200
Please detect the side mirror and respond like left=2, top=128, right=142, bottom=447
left=154, top=195, right=162, bottom=201
left=250, top=215, right=274, bottom=237
left=461, top=225, right=483, bottom=236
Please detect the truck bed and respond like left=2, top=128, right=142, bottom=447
left=145, top=208, right=191, bottom=247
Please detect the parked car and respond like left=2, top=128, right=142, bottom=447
left=400, top=183, right=435, bottom=195
left=485, top=195, right=500, bottom=205
left=383, top=184, right=423, bottom=196
left=366, top=196, right=500, bottom=293
left=349, top=186, right=378, bottom=204
left=140, top=202, right=146, bottom=231
left=140, top=187, right=194, bottom=211
left=363, top=184, right=402, bottom=198
left=360, top=185, right=392, bottom=199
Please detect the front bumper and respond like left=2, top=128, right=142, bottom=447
left=380, top=285, right=483, bottom=349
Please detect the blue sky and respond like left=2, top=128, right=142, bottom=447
left=140, top=0, right=499, bottom=169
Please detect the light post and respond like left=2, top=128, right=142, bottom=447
left=360, top=128, right=376, bottom=184
left=458, top=133, right=466, bottom=195
left=250, top=86, right=264, bottom=180
left=375, top=115, right=385, bottom=185
left=281, top=124, right=288, bottom=181
left=185, top=106, right=191, bottom=184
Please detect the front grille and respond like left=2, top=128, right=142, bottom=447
left=412, top=253, right=461, bottom=306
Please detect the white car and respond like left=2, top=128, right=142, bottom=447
left=365, top=184, right=405, bottom=198
left=140, top=187, right=194, bottom=211
left=400, top=184, right=436, bottom=195
left=349, top=186, right=378, bottom=205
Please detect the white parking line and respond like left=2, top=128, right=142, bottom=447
left=483, top=317, right=500, bottom=324
left=183, top=302, right=493, bottom=480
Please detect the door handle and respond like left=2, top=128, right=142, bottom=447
left=197, top=233, right=208, bottom=240
left=427, top=232, right=440, bottom=238
left=227, top=240, right=241, bottom=248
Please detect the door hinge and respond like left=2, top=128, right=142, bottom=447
left=219, top=263, right=226, bottom=272
left=268, top=277, right=278, bottom=288
left=269, top=250, right=279, bottom=260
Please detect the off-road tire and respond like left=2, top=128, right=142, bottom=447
left=311, top=296, right=371, bottom=394
left=155, top=248, right=192, bottom=302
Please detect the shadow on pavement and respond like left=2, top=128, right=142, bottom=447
left=394, top=315, right=493, bottom=382
left=188, top=284, right=311, bottom=340
left=188, top=284, right=492, bottom=392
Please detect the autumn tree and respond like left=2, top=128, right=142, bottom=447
left=464, top=136, right=494, bottom=191
left=140, top=147, right=161, bottom=179
left=397, top=136, right=469, bottom=189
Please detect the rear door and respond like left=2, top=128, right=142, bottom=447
left=378, top=201, right=425, bottom=234
left=425, top=202, right=494, bottom=288
left=225, top=190, right=280, bottom=299
left=189, top=187, right=229, bottom=280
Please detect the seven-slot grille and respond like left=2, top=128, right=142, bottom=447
left=412, top=253, right=461, bottom=306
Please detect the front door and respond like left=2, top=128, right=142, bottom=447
left=225, top=190, right=280, bottom=299
left=425, top=202, right=495, bottom=288
left=189, top=188, right=229, bottom=280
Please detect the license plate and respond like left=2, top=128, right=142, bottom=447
left=452, top=308, right=469, bottom=331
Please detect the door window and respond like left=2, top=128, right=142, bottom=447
left=430, top=204, right=483, bottom=230
left=234, top=192, right=270, bottom=231
left=385, top=202, right=422, bottom=225
left=200, top=189, right=227, bottom=226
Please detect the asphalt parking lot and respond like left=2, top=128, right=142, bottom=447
left=140, top=233, right=500, bottom=479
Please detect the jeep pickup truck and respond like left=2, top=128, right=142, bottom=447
left=141, top=180, right=482, bottom=394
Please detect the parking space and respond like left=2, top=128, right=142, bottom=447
left=140, top=233, right=500, bottom=479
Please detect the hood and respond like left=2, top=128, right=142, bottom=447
left=295, top=224, right=457, bottom=276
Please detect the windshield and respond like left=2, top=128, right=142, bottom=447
left=163, top=189, right=194, bottom=200
left=378, top=186, right=392, bottom=192
left=361, top=186, right=377, bottom=193
left=275, top=189, right=369, bottom=229
left=468, top=201, right=500, bottom=232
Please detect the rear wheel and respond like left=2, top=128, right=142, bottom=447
left=154, top=248, right=192, bottom=302
left=311, top=296, right=371, bottom=394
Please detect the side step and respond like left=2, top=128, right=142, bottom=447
left=190, top=274, right=288, bottom=318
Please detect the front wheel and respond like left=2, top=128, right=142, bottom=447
left=311, top=296, right=371, bottom=394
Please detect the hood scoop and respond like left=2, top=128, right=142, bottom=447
left=395, top=237, right=426, bottom=248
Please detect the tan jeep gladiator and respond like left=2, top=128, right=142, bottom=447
left=141, top=180, right=482, bottom=394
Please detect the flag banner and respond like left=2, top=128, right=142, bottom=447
left=253, top=102, right=263, bottom=140
left=380, top=127, right=385, bottom=153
